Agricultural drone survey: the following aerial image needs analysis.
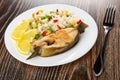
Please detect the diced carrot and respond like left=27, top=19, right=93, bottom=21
left=35, top=20, right=38, bottom=23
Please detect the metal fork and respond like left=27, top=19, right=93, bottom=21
left=93, top=5, right=116, bottom=76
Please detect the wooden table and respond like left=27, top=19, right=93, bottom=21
left=0, top=0, right=120, bottom=80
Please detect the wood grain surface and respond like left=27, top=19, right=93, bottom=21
left=0, top=0, right=120, bottom=80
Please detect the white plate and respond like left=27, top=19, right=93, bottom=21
left=4, top=4, right=98, bottom=67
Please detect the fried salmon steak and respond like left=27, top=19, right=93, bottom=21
left=27, top=22, right=87, bottom=59
left=32, top=28, right=78, bottom=57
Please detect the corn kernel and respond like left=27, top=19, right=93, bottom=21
left=46, top=31, right=51, bottom=35
left=39, top=10, right=43, bottom=13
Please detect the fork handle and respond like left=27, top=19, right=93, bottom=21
left=93, top=27, right=110, bottom=76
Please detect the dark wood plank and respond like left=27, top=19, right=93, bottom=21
left=0, top=0, right=119, bottom=80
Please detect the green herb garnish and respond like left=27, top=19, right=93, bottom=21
left=46, top=15, right=52, bottom=19
left=69, top=24, right=74, bottom=28
left=29, top=22, right=33, bottom=28
left=41, top=16, right=46, bottom=20
left=41, top=15, right=52, bottom=20
left=47, top=26, right=54, bottom=32
left=50, top=11, right=55, bottom=14
left=35, top=34, right=40, bottom=39
left=29, top=22, right=32, bottom=26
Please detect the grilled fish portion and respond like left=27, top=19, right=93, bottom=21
left=32, top=28, right=78, bottom=57
left=27, top=22, right=88, bottom=59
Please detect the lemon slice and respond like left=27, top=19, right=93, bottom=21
left=16, top=29, right=37, bottom=55
left=16, top=40, right=30, bottom=55
left=11, top=20, right=30, bottom=41
left=11, top=19, right=38, bottom=55
left=11, top=30, right=25, bottom=41
left=24, top=29, right=37, bottom=41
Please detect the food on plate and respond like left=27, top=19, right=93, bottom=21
left=11, top=9, right=88, bottom=59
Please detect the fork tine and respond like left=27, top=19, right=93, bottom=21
left=111, top=6, right=116, bottom=24
left=103, top=7, right=109, bottom=24
left=103, top=6, right=111, bottom=24
left=108, top=5, right=114, bottom=23
left=106, top=5, right=112, bottom=23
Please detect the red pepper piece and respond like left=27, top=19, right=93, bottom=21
left=36, top=11, right=39, bottom=15
left=54, top=19, right=58, bottom=23
left=77, top=19, right=82, bottom=24
left=42, top=31, right=47, bottom=36
left=56, top=9, right=58, bottom=13
left=57, top=25, right=61, bottom=29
